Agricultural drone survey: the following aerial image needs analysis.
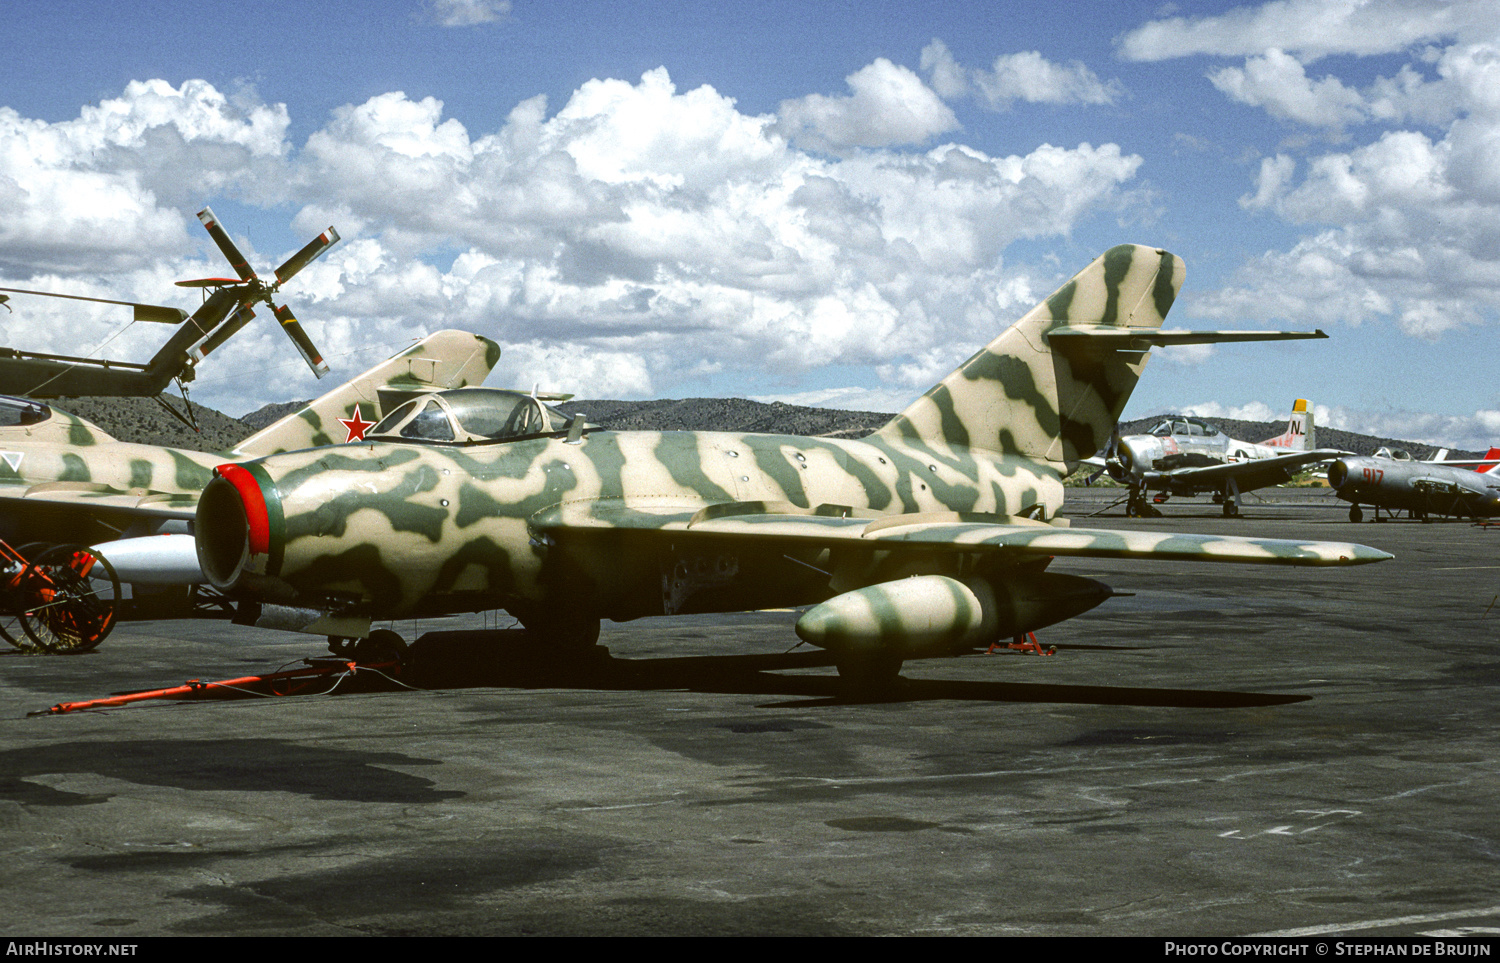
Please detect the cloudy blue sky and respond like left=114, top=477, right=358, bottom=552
left=2, top=0, right=1498, bottom=449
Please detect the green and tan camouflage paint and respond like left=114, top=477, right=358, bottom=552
left=0, top=331, right=501, bottom=545
left=880, top=244, right=1184, bottom=470
left=202, top=247, right=1389, bottom=633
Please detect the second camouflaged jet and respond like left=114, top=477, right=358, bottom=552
left=193, top=245, right=1391, bottom=687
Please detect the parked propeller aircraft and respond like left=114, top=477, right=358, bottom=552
left=0, top=207, right=339, bottom=400
left=1328, top=447, right=1500, bottom=522
left=181, top=245, right=1389, bottom=689
left=1098, top=399, right=1346, bottom=517
left=0, top=330, right=499, bottom=651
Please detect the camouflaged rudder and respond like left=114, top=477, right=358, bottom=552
left=877, top=244, right=1184, bottom=471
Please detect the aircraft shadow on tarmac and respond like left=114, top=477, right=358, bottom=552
left=387, top=630, right=1312, bottom=710
left=33, top=628, right=1310, bottom=714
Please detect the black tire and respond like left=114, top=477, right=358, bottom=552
left=1349, top=504, right=1363, bottom=523
left=353, top=629, right=408, bottom=667
left=20, top=545, right=120, bottom=653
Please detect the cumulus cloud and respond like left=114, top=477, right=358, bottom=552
left=1169, top=400, right=1281, bottom=423
left=1117, top=0, right=1479, bottom=62
left=920, top=40, right=1122, bottom=109
left=1120, top=0, right=1500, bottom=354
left=425, top=0, right=511, bottom=27
left=1209, top=49, right=1367, bottom=127
left=0, top=79, right=289, bottom=276
left=774, top=58, right=959, bottom=152
left=0, top=68, right=1146, bottom=412
left=1320, top=404, right=1500, bottom=452
left=1121, top=1, right=1496, bottom=133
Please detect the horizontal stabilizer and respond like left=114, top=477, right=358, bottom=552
left=1048, top=327, right=1326, bottom=348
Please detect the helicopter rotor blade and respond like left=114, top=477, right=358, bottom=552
left=272, top=303, right=330, bottom=378
left=274, top=227, right=340, bottom=287
left=197, top=207, right=257, bottom=282
left=187, top=304, right=257, bottom=365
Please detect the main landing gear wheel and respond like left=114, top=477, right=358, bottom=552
left=1349, top=504, right=1363, bottom=523
left=352, top=629, right=408, bottom=668
left=1222, top=500, right=1240, bottom=518
left=18, top=544, right=121, bottom=654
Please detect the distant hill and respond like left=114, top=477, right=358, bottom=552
left=556, top=398, right=891, bottom=438
left=48, top=393, right=1483, bottom=464
left=55, top=396, right=252, bottom=453
left=239, top=400, right=307, bottom=433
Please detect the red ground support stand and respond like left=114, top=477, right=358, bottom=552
left=31, top=657, right=404, bottom=715
left=0, top=541, right=120, bottom=653
left=988, top=632, right=1056, bottom=656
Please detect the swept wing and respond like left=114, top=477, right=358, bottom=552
left=531, top=500, right=1390, bottom=567
left=1139, top=448, right=1346, bottom=492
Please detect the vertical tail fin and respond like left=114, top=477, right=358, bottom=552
left=1260, top=399, right=1314, bottom=451
left=231, top=330, right=501, bottom=457
left=875, top=244, right=1185, bottom=467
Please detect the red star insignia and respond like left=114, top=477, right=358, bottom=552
left=339, top=405, right=376, bottom=443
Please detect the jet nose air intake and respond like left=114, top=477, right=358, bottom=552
left=197, top=464, right=281, bottom=590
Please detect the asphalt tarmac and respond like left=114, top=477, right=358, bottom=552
left=2, top=492, right=1498, bottom=937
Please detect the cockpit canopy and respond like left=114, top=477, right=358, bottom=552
left=1374, top=447, right=1414, bottom=461
left=0, top=396, right=51, bottom=428
left=367, top=388, right=584, bottom=445
left=1146, top=416, right=1221, bottom=439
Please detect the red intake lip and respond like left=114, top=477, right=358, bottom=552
left=216, top=464, right=271, bottom=556
left=197, top=463, right=285, bottom=591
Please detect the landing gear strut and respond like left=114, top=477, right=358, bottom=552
left=1126, top=489, right=1162, bottom=518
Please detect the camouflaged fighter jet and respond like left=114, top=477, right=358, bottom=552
left=0, top=207, right=342, bottom=399
left=190, top=245, right=1390, bottom=687
left=1098, top=400, right=1348, bottom=518
left=0, top=331, right=499, bottom=601
left=1328, top=447, right=1500, bottom=522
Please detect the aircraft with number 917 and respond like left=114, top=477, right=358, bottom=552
left=181, top=245, right=1391, bottom=690
left=1328, top=447, right=1500, bottom=522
